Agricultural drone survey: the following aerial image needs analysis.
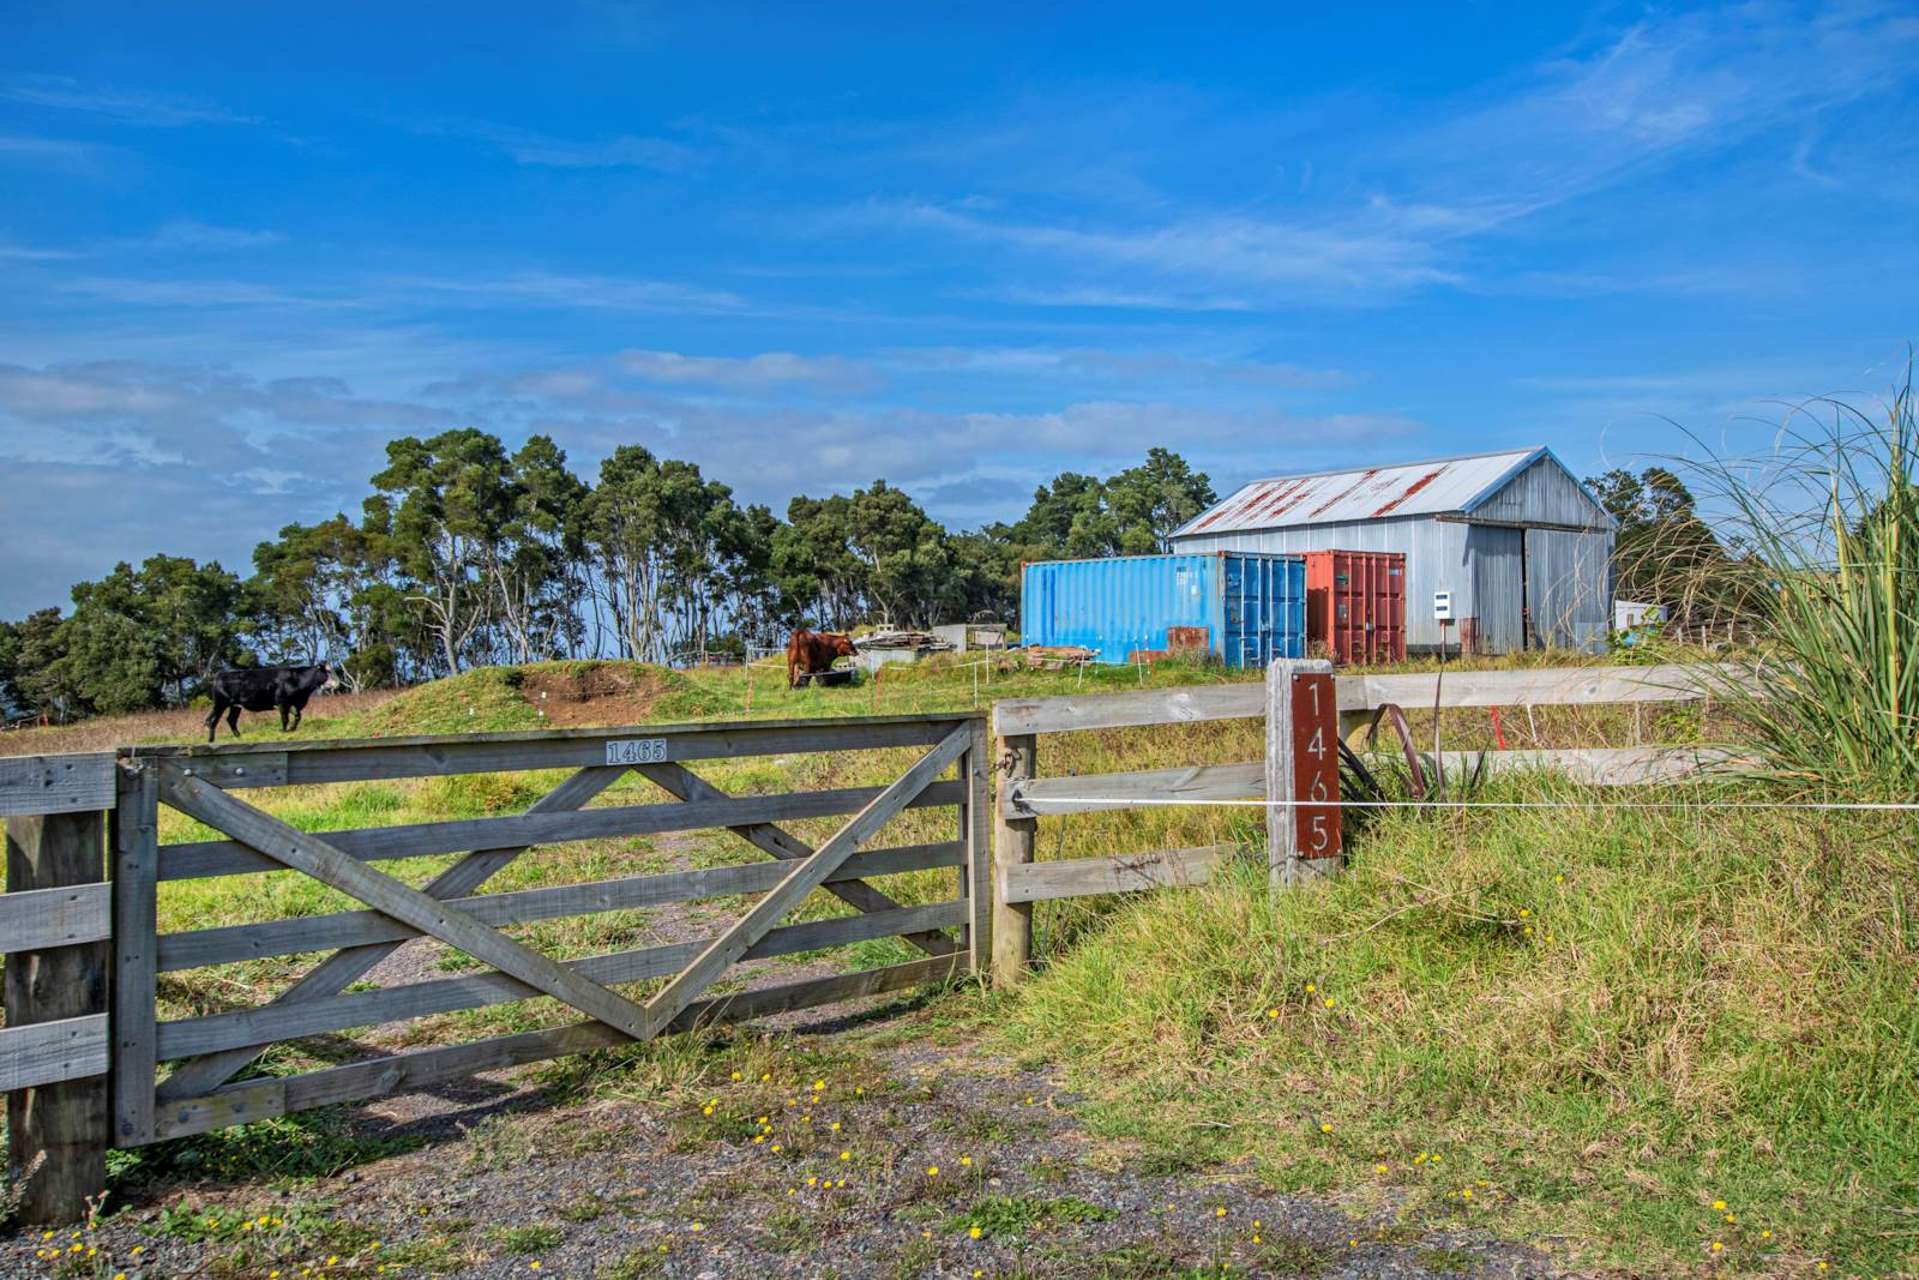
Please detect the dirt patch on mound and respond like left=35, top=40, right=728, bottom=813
left=520, top=662, right=674, bottom=727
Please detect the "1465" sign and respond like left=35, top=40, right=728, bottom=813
left=1289, top=672, right=1342, bottom=860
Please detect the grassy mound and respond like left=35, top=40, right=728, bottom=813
left=994, top=779, right=1918, bottom=1276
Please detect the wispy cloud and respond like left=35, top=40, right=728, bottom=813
left=393, top=270, right=749, bottom=314
left=137, top=220, right=285, bottom=251
left=58, top=276, right=346, bottom=308
left=859, top=4, right=1919, bottom=306
left=616, top=349, right=877, bottom=391
left=0, top=236, right=78, bottom=261
left=885, top=346, right=1355, bottom=390
left=428, top=120, right=701, bottom=171
left=0, top=133, right=104, bottom=167
left=1, top=74, right=257, bottom=127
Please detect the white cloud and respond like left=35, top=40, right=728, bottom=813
left=427, top=120, right=701, bottom=171
left=1, top=75, right=256, bottom=127
left=616, top=349, right=877, bottom=390
left=139, top=220, right=286, bottom=251
left=58, top=276, right=344, bottom=308
left=392, top=270, right=749, bottom=314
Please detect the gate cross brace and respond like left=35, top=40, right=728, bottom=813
left=157, top=764, right=627, bottom=1101
left=157, top=767, right=656, bottom=1043
left=637, top=725, right=971, bottom=1039
left=633, top=761, right=958, bottom=959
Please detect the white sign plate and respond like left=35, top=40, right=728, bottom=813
left=605, top=738, right=670, bottom=765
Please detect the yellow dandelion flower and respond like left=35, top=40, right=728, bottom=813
left=1216, top=1206, right=1227, bottom=1218
left=1712, top=1199, right=1727, bottom=1210
left=731, top=1071, right=742, bottom=1081
left=960, top=1155, right=973, bottom=1167
left=840, top=1150, right=851, bottom=1161
left=771, top=1143, right=782, bottom=1152
left=529, top=1264, right=541, bottom=1272
left=1376, top=1163, right=1389, bottom=1173
left=1462, top=1189, right=1473, bottom=1200
left=1518, top=908, right=1530, bottom=918
left=1710, top=1241, right=1723, bottom=1252
left=754, top=1135, right=765, bottom=1144
left=1323, top=997, right=1336, bottom=1008
left=813, top=1079, right=825, bottom=1091
left=1320, top=1122, right=1333, bottom=1133
left=1725, top=1213, right=1736, bottom=1224
left=1761, top=1230, right=1773, bottom=1241
left=690, top=1222, right=704, bottom=1233
left=1267, top=1008, right=1279, bottom=1019
left=1305, top=983, right=1316, bottom=993
left=969, top=1226, right=983, bottom=1239
left=927, top=1166, right=940, bottom=1177
left=807, top=1176, right=819, bottom=1188
left=831, top=1121, right=842, bottom=1132
left=1252, top=1234, right=1262, bottom=1244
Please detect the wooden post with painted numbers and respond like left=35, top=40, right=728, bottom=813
left=1265, top=658, right=1341, bottom=888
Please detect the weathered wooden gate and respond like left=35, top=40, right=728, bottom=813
left=99, top=712, right=987, bottom=1148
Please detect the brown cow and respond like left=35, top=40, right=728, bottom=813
left=786, top=629, right=858, bottom=688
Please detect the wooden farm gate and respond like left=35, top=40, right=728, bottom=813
left=2, top=713, right=988, bottom=1218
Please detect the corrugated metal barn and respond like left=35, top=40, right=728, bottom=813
left=1168, top=447, right=1615, bottom=655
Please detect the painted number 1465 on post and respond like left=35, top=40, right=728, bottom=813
left=1290, top=672, right=1342, bottom=860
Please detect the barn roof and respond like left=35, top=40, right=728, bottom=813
left=1173, top=446, right=1611, bottom=537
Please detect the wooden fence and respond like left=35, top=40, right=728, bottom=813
left=2, top=713, right=988, bottom=1221
left=988, top=663, right=1747, bottom=984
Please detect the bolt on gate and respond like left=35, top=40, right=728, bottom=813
left=3, top=712, right=989, bottom=1219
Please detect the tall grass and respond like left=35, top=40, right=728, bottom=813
left=1678, top=375, right=1919, bottom=797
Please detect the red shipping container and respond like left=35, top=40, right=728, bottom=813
left=1304, top=550, right=1406, bottom=665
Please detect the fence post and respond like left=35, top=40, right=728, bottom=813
left=1266, top=658, right=1340, bottom=889
left=989, top=732, right=1037, bottom=987
left=5, top=810, right=110, bottom=1223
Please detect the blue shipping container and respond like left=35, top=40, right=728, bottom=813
left=1020, top=552, right=1306, bottom=668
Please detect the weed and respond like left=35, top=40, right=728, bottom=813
left=489, top=1223, right=564, bottom=1254
left=1415, top=1246, right=1481, bottom=1274
left=947, top=1194, right=1113, bottom=1238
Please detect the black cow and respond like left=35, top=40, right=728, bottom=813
left=205, top=664, right=341, bottom=743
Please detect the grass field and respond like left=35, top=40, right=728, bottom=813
left=4, top=651, right=1912, bottom=1276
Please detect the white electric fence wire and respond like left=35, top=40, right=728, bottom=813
left=1021, top=796, right=1919, bottom=813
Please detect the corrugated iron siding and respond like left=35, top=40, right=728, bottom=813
left=1019, top=553, right=1305, bottom=667
left=1526, top=529, right=1612, bottom=651
left=1173, top=518, right=1473, bottom=651
left=1469, top=525, right=1526, bottom=654
left=1464, top=454, right=1610, bottom=529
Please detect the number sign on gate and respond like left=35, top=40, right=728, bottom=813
left=605, top=738, right=670, bottom=765
left=1289, top=672, right=1341, bottom=860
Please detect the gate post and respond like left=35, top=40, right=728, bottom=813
left=5, top=810, right=110, bottom=1223
left=1265, top=658, right=1341, bottom=889
left=989, top=732, right=1037, bottom=987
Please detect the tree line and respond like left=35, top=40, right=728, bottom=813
left=0, top=431, right=1216, bottom=721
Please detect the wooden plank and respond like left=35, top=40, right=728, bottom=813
left=132, top=715, right=973, bottom=788
left=989, top=664, right=1746, bottom=740
left=1268, top=659, right=1339, bottom=889
left=0, top=1015, right=110, bottom=1091
left=5, top=808, right=109, bottom=1224
left=0, top=882, right=110, bottom=953
left=639, top=725, right=971, bottom=1038
left=0, top=754, right=116, bottom=818
left=160, top=780, right=965, bottom=881
left=633, top=762, right=959, bottom=960
left=998, top=844, right=1238, bottom=904
left=156, top=766, right=627, bottom=1103
left=1333, top=663, right=1744, bottom=713
left=157, top=767, right=657, bottom=1043
left=1003, top=762, right=1262, bottom=818
left=994, top=683, right=1263, bottom=737
left=111, top=762, right=159, bottom=1147
left=155, top=901, right=965, bottom=1058
left=1412, top=745, right=1747, bottom=785
left=962, top=720, right=991, bottom=977
left=156, top=841, right=963, bottom=972
left=147, top=954, right=961, bottom=1143
left=989, top=733, right=1036, bottom=989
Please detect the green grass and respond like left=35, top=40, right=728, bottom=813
left=994, top=776, right=1919, bottom=1276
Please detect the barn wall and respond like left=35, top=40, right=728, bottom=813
left=1171, top=517, right=1472, bottom=651
left=1525, top=528, right=1612, bottom=653
left=1467, top=454, right=1610, bottom=530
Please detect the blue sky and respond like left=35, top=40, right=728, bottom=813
left=2, top=1, right=1916, bottom=615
